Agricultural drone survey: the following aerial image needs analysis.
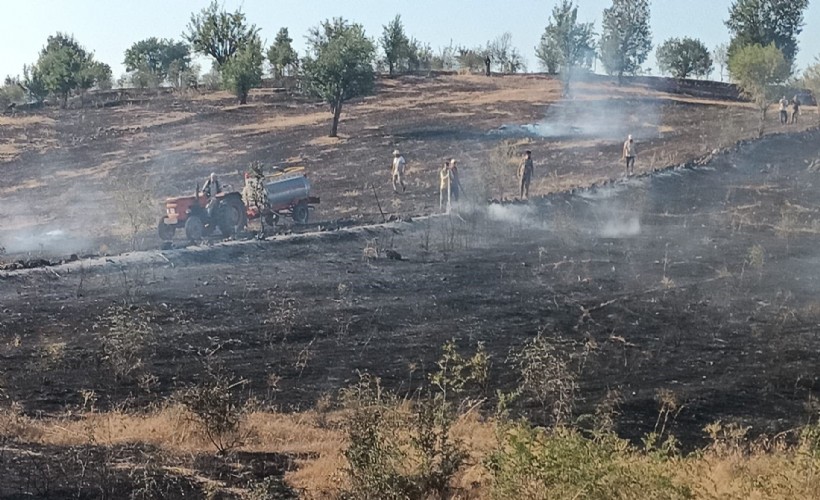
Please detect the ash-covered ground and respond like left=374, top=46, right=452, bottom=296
left=1, top=129, right=820, bottom=447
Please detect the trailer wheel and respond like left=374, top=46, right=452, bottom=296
left=292, top=202, right=309, bottom=224
left=158, top=217, right=176, bottom=241
left=185, top=215, right=205, bottom=241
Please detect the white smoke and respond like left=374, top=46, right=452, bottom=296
left=597, top=217, right=641, bottom=238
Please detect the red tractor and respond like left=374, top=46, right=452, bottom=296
left=158, top=167, right=319, bottom=241
left=157, top=190, right=247, bottom=241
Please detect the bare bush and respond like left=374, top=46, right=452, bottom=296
left=94, top=305, right=156, bottom=382
left=176, top=361, right=250, bottom=454
left=111, top=173, right=159, bottom=251
left=512, top=332, right=578, bottom=426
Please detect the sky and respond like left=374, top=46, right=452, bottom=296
left=0, top=0, right=818, bottom=81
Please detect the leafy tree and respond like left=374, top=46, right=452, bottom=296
left=21, top=64, right=48, bottom=103
left=726, top=0, right=809, bottom=69
left=302, top=18, right=376, bottom=137
left=35, top=33, right=104, bottom=107
left=599, top=0, right=652, bottom=83
left=714, top=43, right=729, bottom=81
left=801, top=58, right=820, bottom=123
left=538, top=1, right=595, bottom=93
left=222, top=34, right=264, bottom=104
left=408, top=38, right=433, bottom=72
left=487, top=33, right=526, bottom=74
left=728, top=43, right=790, bottom=136
left=380, top=15, right=410, bottom=76
left=656, top=37, right=713, bottom=79
left=535, top=37, right=561, bottom=74
left=266, top=27, right=298, bottom=78
left=124, top=37, right=190, bottom=85
left=184, top=0, right=258, bottom=67
left=456, top=46, right=488, bottom=73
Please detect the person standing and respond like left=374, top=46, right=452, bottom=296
left=518, top=150, right=534, bottom=199
left=439, top=160, right=451, bottom=212
left=791, top=95, right=801, bottom=124
left=779, top=96, right=789, bottom=125
left=485, top=56, right=491, bottom=76
left=622, top=135, right=636, bottom=177
left=448, top=158, right=463, bottom=203
left=391, top=149, right=406, bottom=193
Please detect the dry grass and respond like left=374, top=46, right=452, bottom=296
left=5, top=405, right=820, bottom=499
left=231, top=112, right=328, bottom=134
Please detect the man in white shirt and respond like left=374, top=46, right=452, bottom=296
left=779, top=96, right=789, bottom=125
left=392, top=150, right=406, bottom=193
left=622, top=135, right=636, bottom=177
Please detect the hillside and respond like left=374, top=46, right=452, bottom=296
left=0, top=73, right=815, bottom=257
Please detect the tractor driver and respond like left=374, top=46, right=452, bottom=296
left=202, top=172, right=222, bottom=218
left=202, top=173, right=222, bottom=198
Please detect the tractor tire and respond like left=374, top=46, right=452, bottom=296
left=185, top=215, right=205, bottom=241
left=292, top=202, right=309, bottom=224
left=157, top=218, right=176, bottom=241
left=217, top=196, right=247, bottom=236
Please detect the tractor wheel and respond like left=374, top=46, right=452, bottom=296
left=292, top=202, right=309, bottom=224
left=185, top=215, right=205, bottom=241
left=157, top=218, right=176, bottom=241
left=217, top=197, right=247, bottom=236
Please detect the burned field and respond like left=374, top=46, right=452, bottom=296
left=2, top=129, right=820, bottom=453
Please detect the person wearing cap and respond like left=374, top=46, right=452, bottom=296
left=622, top=135, right=636, bottom=176
left=391, top=149, right=406, bottom=193
left=518, top=150, right=534, bottom=199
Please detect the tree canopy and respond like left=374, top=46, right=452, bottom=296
left=266, top=28, right=298, bottom=78
left=728, top=43, right=790, bottom=136
left=800, top=57, right=820, bottom=123
left=302, top=18, right=376, bottom=137
left=380, top=15, right=411, bottom=76
left=124, top=38, right=191, bottom=85
left=222, top=34, right=264, bottom=104
left=537, top=0, right=595, bottom=92
left=726, top=0, right=809, bottom=69
left=184, top=1, right=259, bottom=67
left=35, top=33, right=106, bottom=107
left=599, top=0, right=652, bottom=82
left=656, top=37, right=713, bottom=79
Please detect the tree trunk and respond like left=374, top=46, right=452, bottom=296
left=388, top=60, right=394, bottom=76
left=239, top=90, right=248, bottom=105
left=758, top=106, right=766, bottom=138
left=330, top=101, right=343, bottom=137
left=61, top=92, right=68, bottom=109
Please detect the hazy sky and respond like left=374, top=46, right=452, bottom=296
left=1, top=0, right=818, bottom=80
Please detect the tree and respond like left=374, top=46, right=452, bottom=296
left=801, top=58, right=820, bottom=124
left=266, top=28, right=298, bottom=78
left=21, top=64, right=48, bottom=103
left=726, top=0, right=809, bottom=70
left=407, top=38, right=433, bottom=72
left=714, top=43, right=729, bottom=81
left=380, top=15, right=410, bottom=76
left=35, top=33, right=104, bottom=107
left=538, top=1, right=595, bottom=93
left=302, top=18, right=376, bottom=137
left=535, top=37, right=561, bottom=74
left=222, top=34, right=264, bottom=104
left=184, top=1, right=258, bottom=67
left=656, top=37, right=713, bottom=79
left=487, top=33, right=526, bottom=74
left=124, top=38, right=191, bottom=85
left=599, top=0, right=652, bottom=83
left=728, top=43, right=790, bottom=136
